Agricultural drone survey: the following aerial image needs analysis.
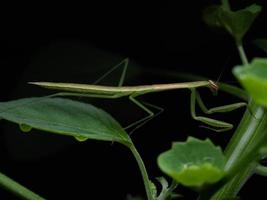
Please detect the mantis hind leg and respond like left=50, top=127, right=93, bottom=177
left=51, top=92, right=163, bottom=135
left=93, top=58, right=129, bottom=86
left=125, top=95, right=163, bottom=135
left=190, top=88, right=237, bottom=132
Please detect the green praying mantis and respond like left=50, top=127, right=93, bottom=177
left=29, top=58, right=246, bottom=134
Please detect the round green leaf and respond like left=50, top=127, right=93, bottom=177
left=233, top=58, right=267, bottom=106
left=0, top=97, right=131, bottom=145
left=157, top=137, right=226, bottom=189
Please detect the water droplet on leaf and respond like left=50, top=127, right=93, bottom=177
left=75, top=136, right=88, bottom=142
left=19, top=124, right=32, bottom=133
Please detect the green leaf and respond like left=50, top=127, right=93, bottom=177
left=233, top=58, right=267, bottom=107
left=202, top=5, right=222, bottom=28
left=203, top=4, right=261, bottom=43
left=157, top=137, right=226, bottom=189
left=219, top=4, right=261, bottom=43
left=253, top=39, right=267, bottom=54
left=0, top=97, right=131, bottom=145
left=149, top=180, right=157, bottom=199
left=155, top=177, right=182, bottom=200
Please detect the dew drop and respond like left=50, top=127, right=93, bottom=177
left=75, top=136, right=88, bottom=142
left=19, top=124, right=32, bottom=133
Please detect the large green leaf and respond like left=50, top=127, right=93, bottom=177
left=157, top=137, right=226, bottom=189
left=233, top=58, right=267, bottom=107
left=203, top=4, right=261, bottom=43
left=0, top=97, right=131, bottom=145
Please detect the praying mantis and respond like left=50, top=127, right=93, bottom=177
left=29, top=58, right=246, bottom=133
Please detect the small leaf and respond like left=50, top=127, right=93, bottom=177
left=253, top=39, right=267, bottom=54
left=233, top=58, right=267, bottom=106
left=219, top=4, right=261, bottom=43
left=202, top=5, right=222, bottom=28
left=203, top=4, right=262, bottom=43
left=157, top=137, right=226, bottom=189
left=149, top=180, right=157, bottom=199
left=0, top=97, right=131, bottom=145
left=155, top=177, right=182, bottom=200
left=156, top=176, right=169, bottom=192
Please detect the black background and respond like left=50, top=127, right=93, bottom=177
left=1, top=1, right=267, bottom=199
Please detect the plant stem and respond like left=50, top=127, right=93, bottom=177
left=129, top=144, right=153, bottom=200
left=0, top=171, right=45, bottom=200
left=224, top=103, right=265, bottom=171
left=255, top=165, right=267, bottom=177
left=221, top=0, right=231, bottom=10
left=210, top=101, right=267, bottom=199
left=198, top=101, right=267, bottom=199
left=208, top=35, right=267, bottom=200
left=237, top=42, right=249, bottom=65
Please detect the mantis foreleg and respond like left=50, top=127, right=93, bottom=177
left=195, top=89, right=247, bottom=114
left=190, top=88, right=236, bottom=132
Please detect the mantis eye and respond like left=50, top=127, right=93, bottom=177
left=208, top=80, right=219, bottom=93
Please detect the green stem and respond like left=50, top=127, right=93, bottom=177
left=224, top=103, right=265, bottom=171
left=0, top=171, right=45, bottom=200
left=208, top=35, right=267, bottom=199
left=221, top=0, right=231, bottom=10
left=129, top=144, right=153, bottom=200
left=198, top=101, right=266, bottom=199
left=255, top=165, right=267, bottom=177
left=218, top=83, right=248, bottom=101
left=237, top=42, right=249, bottom=65
left=202, top=101, right=267, bottom=199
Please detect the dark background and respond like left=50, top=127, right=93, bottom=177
left=1, top=1, right=267, bottom=199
